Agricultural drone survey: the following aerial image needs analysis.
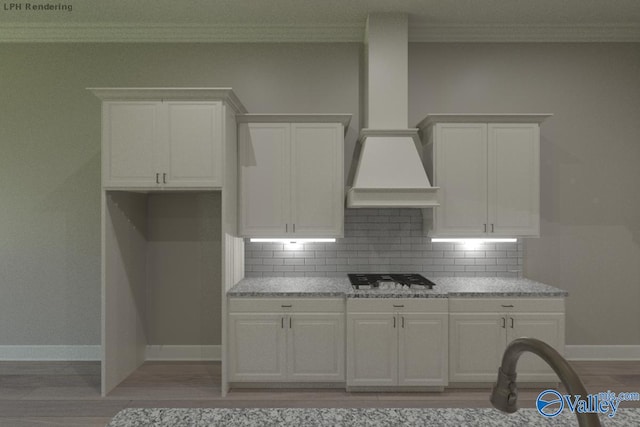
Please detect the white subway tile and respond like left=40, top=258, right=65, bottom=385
left=253, top=265, right=274, bottom=272
left=273, top=252, right=295, bottom=258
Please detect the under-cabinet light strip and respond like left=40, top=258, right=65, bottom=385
left=431, top=238, right=517, bottom=243
left=249, top=238, right=337, bottom=243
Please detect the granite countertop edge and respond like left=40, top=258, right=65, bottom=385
left=227, top=277, right=568, bottom=298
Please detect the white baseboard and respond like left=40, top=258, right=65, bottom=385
left=0, top=345, right=100, bottom=361
left=566, top=345, right=640, bottom=361
left=145, top=345, right=221, bottom=361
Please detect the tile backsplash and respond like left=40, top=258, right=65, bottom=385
left=244, top=208, right=523, bottom=278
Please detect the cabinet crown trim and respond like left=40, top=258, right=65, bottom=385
left=416, top=114, right=553, bottom=130
left=237, top=114, right=351, bottom=128
left=88, top=87, right=247, bottom=114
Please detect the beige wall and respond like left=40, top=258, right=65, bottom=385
left=146, top=192, right=221, bottom=345
left=409, top=43, right=640, bottom=345
left=0, top=43, right=361, bottom=345
left=1, top=41, right=639, bottom=348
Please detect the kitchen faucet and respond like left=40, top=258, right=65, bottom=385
left=490, top=337, right=601, bottom=427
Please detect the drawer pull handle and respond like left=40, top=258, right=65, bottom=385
left=510, top=317, right=514, bottom=328
left=163, top=173, right=167, bottom=184
left=156, top=173, right=160, bottom=184
left=501, top=317, right=506, bottom=328
left=501, top=305, right=514, bottom=308
left=393, top=305, right=404, bottom=308
left=393, top=317, right=396, bottom=328
left=402, top=316, right=405, bottom=328
left=290, top=317, right=292, bottom=328
left=281, top=305, right=292, bottom=308
left=281, top=317, right=284, bottom=328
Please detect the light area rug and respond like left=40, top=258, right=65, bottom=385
left=107, top=407, right=640, bottom=426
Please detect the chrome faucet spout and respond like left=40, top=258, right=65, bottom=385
left=490, top=337, right=601, bottom=427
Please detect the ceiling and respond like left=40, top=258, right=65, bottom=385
left=2, top=0, right=640, bottom=42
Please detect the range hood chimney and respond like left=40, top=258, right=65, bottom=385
left=347, top=14, right=438, bottom=208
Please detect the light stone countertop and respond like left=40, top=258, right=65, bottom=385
left=227, top=277, right=352, bottom=297
left=107, top=407, right=637, bottom=426
left=227, top=276, right=568, bottom=298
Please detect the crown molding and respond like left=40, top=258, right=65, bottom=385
left=0, top=22, right=365, bottom=43
left=409, top=23, right=640, bottom=43
left=1, top=22, right=639, bottom=43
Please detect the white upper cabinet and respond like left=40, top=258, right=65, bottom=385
left=92, top=88, right=246, bottom=189
left=238, top=123, right=291, bottom=236
left=165, top=102, right=223, bottom=188
left=103, top=102, right=159, bottom=187
left=488, top=124, right=540, bottom=236
left=419, top=114, right=550, bottom=237
left=238, top=115, right=351, bottom=238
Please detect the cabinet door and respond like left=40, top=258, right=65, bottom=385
left=398, top=313, right=448, bottom=386
left=290, top=123, right=344, bottom=237
left=164, top=102, right=223, bottom=188
left=102, top=102, right=160, bottom=187
left=347, top=313, right=397, bottom=387
left=488, top=124, right=540, bottom=236
left=433, top=123, right=488, bottom=236
left=508, top=313, right=564, bottom=382
left=287, top=313, right=345, bottom=381
left=228, top=314, right=286, bottom=382
left=449, top=313, right=507, bottom=383
left=238, top=123, right=291, bottom=236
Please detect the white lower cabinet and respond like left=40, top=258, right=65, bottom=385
left=448, top=298, right=565, bottom=383
left=346, top=299, right=448, bottom=388
left=228, top=296, right=565, bottom=389
left=228, top=313, right=287, bottom=382
left=228, top=298, right=344, bottom=383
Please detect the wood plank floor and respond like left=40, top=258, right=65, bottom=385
left=1, top=361, right=639, bottom=426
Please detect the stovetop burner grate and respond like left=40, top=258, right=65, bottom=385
left=348, top=273, right=436, bottom=290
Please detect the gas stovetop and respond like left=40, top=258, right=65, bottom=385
left=348, top=274, right=436, bottom=290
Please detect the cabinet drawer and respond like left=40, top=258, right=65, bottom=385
left=449, top=298, right=564, bottom=313
left=347, top=298, right=448, bottom=313
left=229, top=298, right=344, bottom=313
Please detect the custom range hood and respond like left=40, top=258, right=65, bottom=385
left=347, top=14, right=438, bottom=208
